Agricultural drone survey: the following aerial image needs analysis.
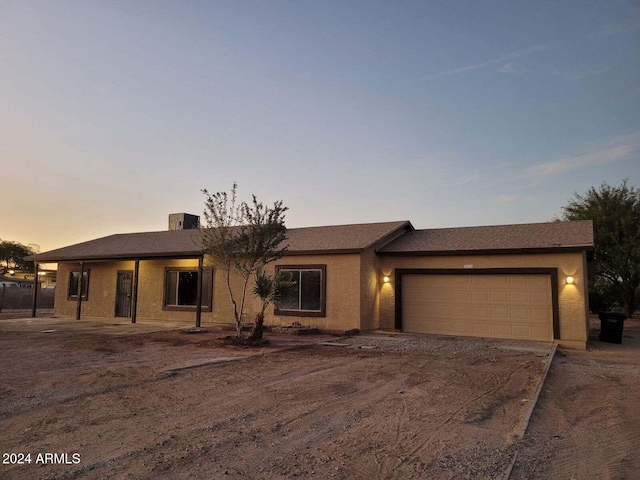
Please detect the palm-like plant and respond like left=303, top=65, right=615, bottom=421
left=247, top=269, right=296, bottom=342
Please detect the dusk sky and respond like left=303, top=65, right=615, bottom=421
left=3, top=1, right=639, bottom=253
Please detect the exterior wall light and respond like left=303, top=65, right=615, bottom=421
left=383, top=275, right=390, bottom=283
left=8, top=270, right=15, bottom=275
left=566, top=276, right=575, bottom=285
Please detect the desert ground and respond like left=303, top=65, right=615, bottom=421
left=513, top=316, right=640, bottom=480
left=0, top=315, right=638, bottom=479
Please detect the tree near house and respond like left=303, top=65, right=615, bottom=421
left=247, top=268, right=296, bottom=343
left=559, top=180, right=640, bottom=317
left=201, top=183, right=288, bottom=340
left=0, top=240, right=36, bottom=275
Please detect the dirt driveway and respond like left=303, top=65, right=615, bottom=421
left=513, top=316, right=640, bottom=479
left=0, top=318, right=550, bottom=479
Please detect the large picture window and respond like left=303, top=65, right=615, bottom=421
left=163, top=268, right=212, bottom=311
left=67, top=270, right=89, bottom=300
left=275, top=265, right=326, bottom=317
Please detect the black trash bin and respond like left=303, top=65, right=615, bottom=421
left=598, top=311, right=626, bottom=344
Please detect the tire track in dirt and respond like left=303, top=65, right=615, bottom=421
left=2, top=356, right=338, bottom=477
left=515, top=348, right=640, bottom=480
left=338, top=358, right=534, bottom=480
left=170, top=352, right=419, bottom=478
left=1, top=329, right=553, bottom=480
left=47, top=352, right=368, bottom=470
left=0, top=370, right=176, bottom=420
left=255, top=357, right=414, bottom=434
left=388, top=361, right=526, bottom=476
left=51, top=353, right=418, bottom=479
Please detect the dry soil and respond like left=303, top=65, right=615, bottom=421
left=0, top=316, right=638, bottom=479
left=511, top=316, right=640, bottom=480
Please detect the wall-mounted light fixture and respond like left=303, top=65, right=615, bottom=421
left=8, top=270, right=15, bottom=275
left=566, top=276, right=575, bottom=285
left=383, top=275, right=390, bottom=283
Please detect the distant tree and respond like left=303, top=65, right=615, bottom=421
left=201, top=183, right=288, bottom=341
left=560, top=180, right=640, bottom=317
left=0, top=240, right=36, bottom=275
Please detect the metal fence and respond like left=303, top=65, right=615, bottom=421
left=0, top=287, right=55, bottom=312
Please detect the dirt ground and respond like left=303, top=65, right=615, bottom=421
left=512, top=316, right=640, bottom=480
left=0, top=315, right=638, bottom=480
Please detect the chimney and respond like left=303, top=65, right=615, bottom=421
left=168, top=213, right=200, bottom=231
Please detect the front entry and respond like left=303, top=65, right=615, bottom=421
left=115, top=271, right=133, bottom=317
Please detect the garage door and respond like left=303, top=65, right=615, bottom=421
left=402, top=273, right=553, bottom=341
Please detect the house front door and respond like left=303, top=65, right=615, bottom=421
left=115, top=271, right=133, bottom=317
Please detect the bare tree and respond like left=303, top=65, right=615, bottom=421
left=201, top=183, right=288, bottom=338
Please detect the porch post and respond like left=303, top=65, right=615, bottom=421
left=131, top=259, right=140, bottom=324
left=31, top=262, right=39, bottom=318
left=195, top=255, right=203, bottom=328
left=76, top=261, right=84, bottom=320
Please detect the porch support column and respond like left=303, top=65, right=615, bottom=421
left=131, top=259, right=140, bottom=324
left=195, top=255, right=203, bottom=328
left=31, top=262, right=39, bottom=318
left=76, top=261, right=84, bottom=320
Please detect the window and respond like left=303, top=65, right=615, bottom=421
left=163, top=268, right=213, bottom=311
left=275, top=265, right=326, bottom=317
left=68, top=270, right=89, bottom=300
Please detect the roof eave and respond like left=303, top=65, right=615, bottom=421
left=284, top=248, right=364, bottom=256
left=32, top=251, right=204, bottom=263
left=377, top=245, right=594, bottom=256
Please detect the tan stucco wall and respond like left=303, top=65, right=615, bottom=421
left=54, top=263, right=71, bottom=316
left=55, top=260, right=215, bottom=325
left=55, top=261, right=133, bottom=318
left=204, top=253, right=363, bottom=331
left=55, top=254, right=363, bottom=332
left=359, top=247, right=380, bottom=332
left=205, top=255, right=259, bottom=326
left=379, top=252, right=589, bottom=348
left=259, top=254, right=362, bottom=332
left=54, top=249, right=588, bottom=346
left=136, top=259, right=214, bottom=324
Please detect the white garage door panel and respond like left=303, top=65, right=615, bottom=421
left=402, top=274, right=553, bottom=341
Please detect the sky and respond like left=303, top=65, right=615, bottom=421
left=2, top=0, right=639, bottom=253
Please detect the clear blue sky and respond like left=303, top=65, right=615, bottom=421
left=3, top=0, right=639, bottom=252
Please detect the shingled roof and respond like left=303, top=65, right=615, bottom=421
left=377, top=220, right=593, bottom=255
left=30, top=221, right=413, bottom=262
left=28, top=219, right=593, bottom=262
left=282, top=221, right=413, bottom=254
